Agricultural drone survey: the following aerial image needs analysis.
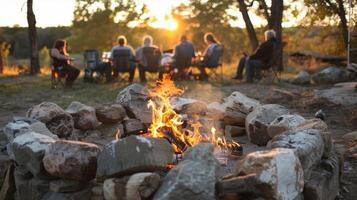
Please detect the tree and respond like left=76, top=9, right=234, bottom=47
left=27, top=0, right=40, bottom=74
left=237, top=0, right=258, bottom=50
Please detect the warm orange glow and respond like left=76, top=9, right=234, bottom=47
left=150, top=18, right=178, bottom=31
left=1, top=66, right=51, bottom=76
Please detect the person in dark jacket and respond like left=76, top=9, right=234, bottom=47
left=233, top=30, right=278, bottom=82
left=172, top=35, right=195, bottom=79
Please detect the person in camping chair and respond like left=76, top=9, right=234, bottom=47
left=172, top=35, right=196, bottom=79
left=50, top=39, right=80, bottom=87
left=136, top=35, right=163, bottom=82
left=233, top=30, right=278, bottom=82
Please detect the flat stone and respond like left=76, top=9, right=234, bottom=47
left=223, top=91, right=261, bottom=114
left=11, top=132, right=56, bottom=177
left=41, top=186, right=92, bottom=200
left=170, top=97, right=207, bottom=115
left=224, top=125, right=245, bottom=137
left=96, top=104, right=127, bottom=124
left=27, top=102, right=74, bottom=138
left=268, top=129, right=324, bottom=181
left=66, top=101, right=101, bottom=130
left=43, top=140, right=100, bottom=181
left=267, top=114, right=305, bottom=138
left=233, top=148, right=304, bottom=200
left=153, top=143, right=219, bottom=200
left=116, top=84, right=152, bottom=124
left=312, top=66, right=352, bottom=84
left=314, top=82, right=357, bottom=107
left=246, top=104, right=290, bottom=145
left=49, top=179, right=86, bottom=193
left=97, top=135, right=174, bottom=180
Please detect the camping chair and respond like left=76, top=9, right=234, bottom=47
left=204, top=44, right=224, bottom=80
left=112, top=49, right=135, bottom=81
left=142, top=47, right=163, bottom=78
left=83, top=49, right=101, bottom=82
left=257, top=44, right=280, bottom=83
left=51, top=65, right=65, bottom=89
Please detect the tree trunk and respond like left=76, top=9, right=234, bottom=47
left=269, top=0, right=284, bottom=71
left=27, top=0, right=40, bottom=75
left=237, top=0, right=259, bottom=51
left=0, top=45, right=3, bottom=74
left=336, top=0, right=349, bottom=48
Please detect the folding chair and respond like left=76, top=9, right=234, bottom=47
left=205, top=44, right=224, bottom=80
left=51, top=65, right=65, bottom=89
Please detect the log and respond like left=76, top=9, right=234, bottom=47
left=216, top=173, right=259, bottom=195
left=103, top=173, right=161, bottom=200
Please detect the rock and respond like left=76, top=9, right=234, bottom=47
left=103, top=173, right=161, bottom=200
left=3, top=120, right=31, bottom=143
left=97, top=135, right=174, bottom=180
left=314, top=82, right=357, bottom=107
left=14, top=175, right=50, bottom=200
left=265, top=89, right=298, bottom=103
left=41, top=186, right=92, bottom=200
left=43, top=140, right=100, bottom=182
left=84, top=123, right=125, bottom=146
left=153, top=143, right=219, bottom=200
left=292, top=70, right=311, bottom=85
left=224, top=125, right=245, bottom=138
left=223, top=92, right=261, bottom=114
left=96, top=104, right=127, bottom=124
left=0, top=154, right=11, bottom=190
left=49, top=179, right=86, bottom=193
left=123, top=119, right=145, bottom=136
left=233, top=148, right=304, bottom=200
left=116, top=84, right=152, bottom=124
left=342, top=131, right=357, bottom=141
left=11, top=132, right=56, bottom=177
left=268, top=129, right=324, bottom=181
left=0, top=163, right=15, bottom=200
left=223, top=108, right=246, bottom=126
left=303, top=150, right=340, bottom=200
left=312, top=66, right=352, bottom=84
left=245, top=104, right=290, bottom=145
left=66, top=101, right=101, bottom=130
left=267, top=114, right=306, bottom=138
left=206, top=102, right=225, bottom=120
left=297, top=118, right=332, bottom=158
left=27, top=102, right=74, bottom=138
left=170, top=97, right=207, bottom=115
left=29, top=122, right=58, bottom=140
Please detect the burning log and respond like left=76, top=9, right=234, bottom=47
left=162, top=128, right=190, bottom=153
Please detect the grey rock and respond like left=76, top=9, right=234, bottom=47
left=312, top=66, right=352, bottom=84
left=97, top=135, right=174, bottom=180
left=170, top=97, right=207, bottom=115
left=223, top=108, right=246, bottom=126
left=267, top=114, right=305, bottom=138
left=41, top=186, right=92, bottom=200
left=268, top=129, right=324, bottom=181
left=43, top=140, right=100, bottom=182
left=245, top=104, right=290, bottom=145
left=116, top=84, right=152, bottom=124
left=233, top=148, right=304, bottom=200
left=27, top=102, right=74, bottom=138
left=11, top=132, right=56, bottom=177
left=66, top=101, right=101, bottom=130
left=292, top=70, right=311, bottom=85
left=14, top=175, right=50, bottom=200
left=96, top=104, right=127, bottom=124
left=3, top=120, right=31, bottom=143
left=314, top=82, right=357, bottom=107
left=153, top=143, right=219, bottom=200
left=30, top=122, right=59, bottom=140
left=224, top=125, right=246, bottom=138
left=123, top=119, right=145, bottom=136
left=0, top=163, right=15, bottom=200
left=223, top=91, right=261, bottom=114
left=49, top=179, right=85, bottom=193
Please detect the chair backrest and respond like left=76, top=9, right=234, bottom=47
left=143, top=47, right=161, bottom=71
left=112, top=49, right=131, bottom=71
left=84, top=49, right=100, bottom=70
left=206, top=44, right=224, bottom=68
left=262, top=41, right=279, bottom=70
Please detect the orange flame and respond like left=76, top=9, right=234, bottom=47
left=146, top=74, right=240, bottom=153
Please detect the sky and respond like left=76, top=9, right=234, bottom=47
left=0, top=0, right=306, bottom=28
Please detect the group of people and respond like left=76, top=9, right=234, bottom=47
left=50, top=29, right=278, bottom=87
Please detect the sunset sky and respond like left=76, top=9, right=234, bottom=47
left=0, top=0, right=306, bottom=29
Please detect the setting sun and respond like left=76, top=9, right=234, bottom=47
left=150, top=18, right=178, bottom=31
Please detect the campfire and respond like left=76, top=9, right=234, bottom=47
left=140, top=74, right=241, bottom=154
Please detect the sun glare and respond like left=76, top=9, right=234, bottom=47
left=150, top=18, right=178, bottom=31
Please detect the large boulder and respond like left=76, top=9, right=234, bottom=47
left=268, top=129, right=324, bottom=181
left=291, top=70, right=311, bottom=85
left=153, top=143, right=219, bottom=200
left=312, top=66, right=352, bottom=84
left=123, top=119, right=145, bottom=136
left=97, top=135, right=174, bottom=180
left=245, top=104, right=290, bottom=145
left=103, top=173, right=161, bottom=200
left=116, top=84, right=152, bottom=125
left=14, top=175, right=50, bottom=200
left=11, top=132, right=56, bottom=177
left=43, top=140, right=100, bottom=182
left=27, top=102, right=74, bottom=138
left=95, top=104, right=127, bottom=124
left=224, top=92, right=261, bottom=114
left=267, top=114, right=306, bottom=138
left=66, top=101, right=101, bottom=130
left=233, top=148, right=304, bottom=200
left=170, top=97, right=207, bottom=115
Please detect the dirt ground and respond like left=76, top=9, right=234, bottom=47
left=0, top=74, right=356, bottom=199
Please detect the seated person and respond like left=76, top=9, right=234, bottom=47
left=50, top=39, right=80, bottom=87
left=110, top=35, right=136, bottom=82
left=196, top=33, right=221, bottom=80
left=233, top=30, right=278, bottom=82
left=136, top=36, right=162, bottom=82
left=172, top=35, right=195, bottom=79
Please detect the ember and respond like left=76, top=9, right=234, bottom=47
left=145, top=75, right=240, bottom=153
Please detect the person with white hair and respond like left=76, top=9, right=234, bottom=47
left=135, top=35, right=162, bottom=82
left=233, top=29, right=278, bottom=82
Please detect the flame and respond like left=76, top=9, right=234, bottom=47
left=1, top=66, right=52, bottom=76
left=146, top=74, right=240, bottom=153
left=115, top=129, right=121, bottom=140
